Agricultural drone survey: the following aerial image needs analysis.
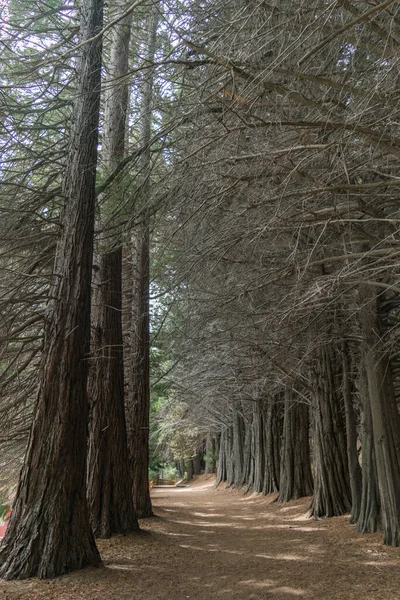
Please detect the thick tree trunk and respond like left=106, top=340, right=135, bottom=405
left=360, top=286, right=400, bottom=546
left=252, top=402, right=264, bottom=493
left=205, top=434, right=216, bottom=474
left=0, top=0, right=103, bottom=579
left=225, top=426, right=235, bottom=487
left=232, top=409, right=244, bottom=487
left=356, top=367, right=380, bottom=534
left=126, top=6, right=158, bottom=520
left=215, top=429, right=226, bottom=487
left=87, top=0, right=137, bottom=536
left=310, top=344, right=352, bottom=518
left=342, top=342, right=362, bottom=524
left=127, top=223, right=153, bottom=517
left=193, top=452, right=202, bottom=475
left=187, top=458, right=194, bottom=481
left=263, top=396, right=282, bottom=495
left=87, top=248, right=139, bottom=537
left=246, top=421, right=255, bottom=493
left=101, top=0, right=132, bottom=166
left=240, top=417, right=253, bottom=488
left=278, top=389, right=313, bottom=502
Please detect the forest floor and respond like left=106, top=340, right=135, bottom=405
left=1, top=475, right=400, bottom=599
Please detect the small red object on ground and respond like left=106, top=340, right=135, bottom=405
left=0, top=522, right=8, bottom=538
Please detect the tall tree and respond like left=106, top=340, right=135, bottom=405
left=0, top=0, right=103, bottom=579
left=0, top=0, right=76, bottom=482
left=360, top=286, right=400, bottom=546
left=87, top=0, right=139, bottom=538
left=127, top=3, right=159, bottom=519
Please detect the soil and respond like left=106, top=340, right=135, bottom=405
left=1, top=475, right=400, bottom=599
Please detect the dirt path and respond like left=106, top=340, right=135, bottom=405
left=2, top=476, right=400, bottom=599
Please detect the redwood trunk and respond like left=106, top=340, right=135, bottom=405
left=360, top=286, right=400, bottom=545
left=342, top=342, right=362, bottom=524
left=127, top=225, right=153, bottom=517
left=87, top=0, right=138, bottom=537
left=205, top=434, right=216, bottom=474
left=87, top=248, right=139, bottom=537
left=126, top=6, right=158, bottom=520
left=356, top=368, right=380, bottom=534
left=0, top=0, right=103, bottom=579
left=215, top=429, right=227, bottom=487
left=252, top=402, right=264, bottom=493
left=240, top=417, right=252, bottom=488
left=187, top=458, right=194, bottom=481
left=232, top=409, right=244, bottom=487
left=263, top=396, right=282, bottom=495
left=278, top=389, right=313, bottom=502
left=193, top=452, right=202, bottom=475
left=224, top=425, right=235, bottom=487
left=310, top=345, right=352, bottom=518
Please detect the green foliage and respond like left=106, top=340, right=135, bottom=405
left=204, top=452, right=217, bottom=468
left=149, top=462, right=178, bottom=482
left=149, top=296, right=203, bottom=463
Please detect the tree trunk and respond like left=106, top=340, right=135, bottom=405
left=87, top=0, right=137, bottom=537
left=356, top=366, right=380, bottom=534
left=252, top=401, right=264, bottom=493
left=310, top=344, right=352, bottom=518
left=215, top=429, right=226, bottom=487
left=87, top=248, right=139, bottom=537
left=205, top=434, right=216, bottom=474
left=126, top=5, right=158, bottom=520
left=360, top=286, right=400, bottom=545
left=193, top=452, right=202, bottom=475
left=187, top=458, right=194, bottom=481
left=225, top=425, right=235, bottom=487
left=101, top=0, right=132, bottom=166
left=127, top=221, right=153, bottom=517
left=263, top=395, right=282, bottom=495
left=0, top=0, right=103, bottom=579
left=240, top=417, right=252, bottom=488
left=342, top=341, right=362, bottom=524
left=232, top=409, right=244, bottom=487
left=278, top=389, right=313, bottom=502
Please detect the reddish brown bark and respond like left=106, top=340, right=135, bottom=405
left=278, top=389, right=313, bottom=502
left=87, top=248, right=139, bottom=537
left=310, top=345, right=352, bottom=518
left=0, top=0, right=103, bottom=579
left=359, top=286, right=400, bottom=546
left=87, top=0, right=138, bottom=538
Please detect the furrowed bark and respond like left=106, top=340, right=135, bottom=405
left=342, top=341, right=362, bottom=524
left=278, top=388, right=313, bottom=502
left=87, top=0, right=138, bottom=537
left=127, top=5, right=159, bottom=519
left=359, top=286, right=400, bottom=546
left=310, top=345, right=352, bottom=518
left=356, top=366, right=380, bottom=534
left=0, top=0, right=103, bottom=579
left=263, top=395, right=282, bottom=495
left=87, top=248, right=139, bottom=537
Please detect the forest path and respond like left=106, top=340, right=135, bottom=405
left=2, top=475, right=400, bottom=599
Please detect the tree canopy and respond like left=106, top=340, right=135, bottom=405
left=0, top=0, right=400, bottom=580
